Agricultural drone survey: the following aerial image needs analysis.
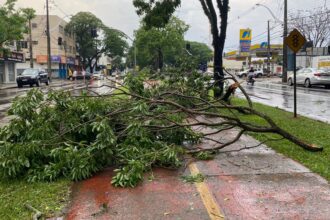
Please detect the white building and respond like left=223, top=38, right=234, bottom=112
left=16, top=15, right=77, bottom=78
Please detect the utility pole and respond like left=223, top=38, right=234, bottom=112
left=267, top=20, right=271, bottom=74
left=28, top=18, right=33, bottom=68
left=46, top=0, right=52, bottom=79
left=282, top=0, right=288, bottom=83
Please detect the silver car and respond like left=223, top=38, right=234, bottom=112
left=287, top=68, right=330, bottom=89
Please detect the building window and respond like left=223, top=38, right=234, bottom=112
left=69, top=46, right=72, bottom=53
left=32, top=23, right=38, bottom=28
left=33, top=41, right=38, bottom=45
left=18, top=41, right=28, bottom=49
left=59, top=25, right=64, bottom=34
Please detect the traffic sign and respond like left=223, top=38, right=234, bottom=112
left=285, top=29, right=306, bottom=53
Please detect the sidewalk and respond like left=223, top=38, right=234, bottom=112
left=66, top=116, right=330, bottom=220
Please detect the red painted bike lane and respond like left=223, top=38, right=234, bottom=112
left=66, top=168, right=210, bottom=220
left=66, top=124, right=330, bottom=220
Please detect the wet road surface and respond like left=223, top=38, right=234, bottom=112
left=238, top=81, right=330, bottom=123
left=0, top=79, right=115, bottom=124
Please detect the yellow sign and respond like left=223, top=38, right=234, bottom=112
left=225, top=51, right=237, bottom=57
left=285, top=29, right=306, bottom=53
left=240, top=29, right=252, bottom=41
left=318, top=61, right=330, bottom=68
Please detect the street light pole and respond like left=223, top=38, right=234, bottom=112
left=267, top=20, right=271, bottom=74
left=28, top=18, right=34, bottom=68
left=114, top=29, right=137, bottom=70
left=46, top=0, right=52, bottom=79
left=282, top=0, right=288, bottom=83
left=134, top=43, right=137, bottom=70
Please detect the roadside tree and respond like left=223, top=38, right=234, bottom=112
left=132, top=17, right=188, bottom=70
left=0, top=0, right=29, bottom=52
left=186, top=41, right=213, bottom=67
left=133, top=0, right=229, bottom=96
left=66, top=12, right=128, bottom=72
left=289, top=6, right=330, bottom=47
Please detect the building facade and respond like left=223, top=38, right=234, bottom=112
left=16, top=15, right=77, bottom=78
left=0, top=40, right=25, bottom=84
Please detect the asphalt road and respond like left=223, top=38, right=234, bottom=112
left=0, top=79, right=114, bottom=124
left=238, top=80, right=330, bottom=123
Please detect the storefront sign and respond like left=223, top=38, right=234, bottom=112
left=0, top=51, right=24, bottom=62
left=6, top=52, right=24, bottom=62
left=51, top=55, right=61, bottom=63
left=37, top=55, right=48, bottom=64
left=318, top=57, right=330, bottom=68
left=66, top=57, right=75, bottom=65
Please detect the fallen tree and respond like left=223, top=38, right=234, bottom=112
left=0, top=69, right=322, bottom=187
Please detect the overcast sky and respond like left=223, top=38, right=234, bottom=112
left=1, top=0, right=328, bottom=52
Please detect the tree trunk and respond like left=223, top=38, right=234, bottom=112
left=213, top=48, right=223, bottom=97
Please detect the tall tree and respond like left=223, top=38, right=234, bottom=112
left=66, top=12, right=128, bottom=72
left=103, top=28, right=129, bottom=60
left=22, top=8, right=36, bottom=68
left=133, top=0, right=230, bottom=96
left=289, top=7, right=330, bottom=47
left=65, top=12, right=104, bottom=72
left=0, top=0, right=28, bottom=53
left=132, top=16, right=188, bottom=70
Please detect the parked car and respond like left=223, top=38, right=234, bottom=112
left=93, top=71, right=104, bottom=80
left=237, top=70, right=249, bottom=78
left=76, top=71, right=92, bottom=80
left=16, top=69, right=49, bottom=88
left=287, top=68, right=330, bottom=88
left=237, top=68, right=264, bottom=78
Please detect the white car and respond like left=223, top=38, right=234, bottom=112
left=287, top=68, right=330, bottom=89
left=93, top=72, right=105, bottom=80
left=237, top=69, right=264, bottom=78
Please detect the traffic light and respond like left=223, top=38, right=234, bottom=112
left=328, top=46, right=330, bottom=55
left=58, top=37, right=62, bottom=45
left=91, top=29, right=98, bottom=38
left=186, top=43, right=191, bottom=51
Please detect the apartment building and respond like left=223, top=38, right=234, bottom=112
left=16, top=15, right=78, bottom=78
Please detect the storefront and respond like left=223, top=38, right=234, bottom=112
left=33, top=55, right=77, bottom=79
left=0, top=51, right=25, bottom=84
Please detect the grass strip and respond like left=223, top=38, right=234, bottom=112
left=232, top=98, right=330, bottom=181
left=0, top=179, right=71, bottom=219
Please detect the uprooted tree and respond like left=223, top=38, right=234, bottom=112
left=0, top=68, right=322, bottom=187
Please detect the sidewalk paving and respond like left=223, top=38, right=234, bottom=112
left=66, top=116, right=330, bottom=220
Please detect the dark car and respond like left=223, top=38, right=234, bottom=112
left=16, top=69, right=50, bottom=88
left=75, top=71, right=92, bottom=80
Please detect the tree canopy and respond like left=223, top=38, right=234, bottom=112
left=66, top=12, right=128, bottom=71
left=289, top=6, right=330, bottom=47
left=131, top=16, right=189, bottom=70
left=0, top=0, right=29, bottom=51
left=133, top=0, right=181, bottom=28
left=133, top=0, right=230, bottom=96
left=187, top=41, right=213, bottom=65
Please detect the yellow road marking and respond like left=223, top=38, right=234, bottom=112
left=189, top=163, right=225, bottom=220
